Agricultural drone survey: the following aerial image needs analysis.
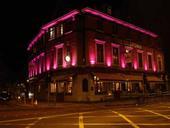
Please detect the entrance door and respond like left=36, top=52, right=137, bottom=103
left=56, top=82, right=65, bottom=102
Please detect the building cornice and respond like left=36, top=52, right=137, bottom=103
left=82, top=7, right=158, bottom=38
left=27, top=7, right=158, bottom=51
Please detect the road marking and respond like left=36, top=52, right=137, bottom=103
left=0, top=109, right=109, bottom=123
left=1, top=123, right=170, bottom=126
left=84, top=123, right=170, bottom=126
left=25, top=117, right=42, bottom=128
left=0, top=112, right=78, bottom=123
left=112, top=111, right=140, bottom=128
left=79, top=113, right=84, bottom=128
left=142, top=109, right=170, bottom=120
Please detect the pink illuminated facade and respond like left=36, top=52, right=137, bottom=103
left=28, top=7, right=166, bottom=102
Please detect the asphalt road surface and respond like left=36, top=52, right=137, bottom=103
left=0, top=102, right=170, bottom=128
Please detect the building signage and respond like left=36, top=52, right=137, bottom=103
left=130, top=42, right=142, bottom=49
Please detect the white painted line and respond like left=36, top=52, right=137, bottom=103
left=1, top=123, right=170, bottom=126
left=0, top=112, right=78, bottom=123
left=112, top=111, right=140, bottom=128
left=84, top=123, right=170, bottom=126
left=25, top=117, right=42, bottom=128
left=143, top=109, right=170, bottom=120
left=79, top=113, right=84, bottom=128
left=138, top=123, right=170, bottom=126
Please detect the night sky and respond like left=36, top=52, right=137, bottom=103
left=0, top=0, right=170, bottom=83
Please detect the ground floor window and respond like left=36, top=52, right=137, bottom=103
left=56, top=81, right=72, bottom=95
left=95, top=81, right=143, bottom=95
left=95, top=82, right=107, bottom=95
left=50, top=83, right=56, bottom=93
left=149, top=82, right=167, bottom=93
left=65, top=82, right=72, bottom=95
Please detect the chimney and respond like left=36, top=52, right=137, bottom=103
left=106, top=6, right=112, bottom=15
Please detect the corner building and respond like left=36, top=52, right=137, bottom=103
left=28, top=7, right=166, bottom=102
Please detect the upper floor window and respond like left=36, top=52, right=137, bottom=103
left=49, top=27, right=55, bottom=40
left=147, top=54, right=152, bottom=69
left=125, top=47, right=133, bottom=69
left=58, top=48, right=63, bottom=66
left=96, top=43, right=104, bottom=63
left=56, top=24, right=63, bottom=38
left=64, top=21, right=72, bottom=33
left=96, top=20, right=103, bottom=31
left=112, top=23, right=118, bottom=34
left=138, top=52, right=143, bottom=68
left=112, top=47, right=119, bottom=65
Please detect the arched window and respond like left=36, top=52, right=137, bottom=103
left=82, top=79, right=88, bottom=92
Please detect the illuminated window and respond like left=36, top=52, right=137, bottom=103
left=65, top=82, right=72, bottom=95
left=57, top=82, right=65, bottom=93
left=96, top=43, right=104, bottom=63
left=50, top=83, right=56, bottom=93
left=148, top=54, right=152, bottom=69
left=112, top=47, right=119, bottom=65
left=60, top=24, right=63, bottom=35
left=56, top=24, right=63, bottom=37
left=95, top=82, right=107, bottom=95
left=115, top=82, right=121, bottom=91
left=49, top=27, right=55, bottom=40
left=57, top=48, right=63, bottom=66
left=138, top=52, right=143, bottom=68
left=125, top=48, right=133, bottom=68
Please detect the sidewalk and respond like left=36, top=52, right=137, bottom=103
left=17, top=98, right=138, bottom=109
left=1, top=96, right=169, bottom=111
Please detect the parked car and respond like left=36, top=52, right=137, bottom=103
left=0, top=91, right=11, bottom=102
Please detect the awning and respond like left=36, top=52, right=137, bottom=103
left=94, top=73, right=125, bottom=81
left=52, top=75, right=72, bottom=81
left=147, top=76, right=163, bottom=82
left=94, top=73, right=142, bottom=81
left=125, top=75, right=143, bottom=81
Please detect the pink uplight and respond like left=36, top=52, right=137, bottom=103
left=46, top=56, right=50, bottom=71
left=71, top=59, right=76, bottom=66
left=153, top=64, right=156, bottom=72
left=90, top=60, right=95, bottom=65
left=144, top=63, right=148, bottom=71
left=121, top=54, right=126, bottom=68
left=53, top=50, right=57, bottom=69
left=106, top=57, right=111, bottom=67
left=134, top=62, right=137, bottom=70
left=71, top=45, right=77, bottom=66
left=89, top=47, right=96, bottom=65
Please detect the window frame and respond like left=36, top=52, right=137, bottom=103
left=137, top=50, right=144, bottom=69
left=147, top=52, right=153, bottom=70
left=111, top=43, right=120, bottom=66
left=95, top=39, right=105, bottom=64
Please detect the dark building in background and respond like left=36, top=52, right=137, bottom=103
left=27, top=7, right=166, bottom=102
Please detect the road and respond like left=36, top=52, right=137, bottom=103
left=0, top=102, right=170, bottom=128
